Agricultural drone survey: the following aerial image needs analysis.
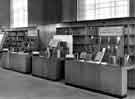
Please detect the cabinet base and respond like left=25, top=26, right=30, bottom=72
left=11, top=69, right=31, bottom=74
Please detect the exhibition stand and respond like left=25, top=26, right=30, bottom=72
left=32, top=55, right=64, bottom=80
left=65, top=60, right=135, bottom=98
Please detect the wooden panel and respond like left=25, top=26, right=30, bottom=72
left=65, top=60, right=81, bottom=85
left=32, top=56, right=43, bottom=76
left=99, top=65, right=127, bottom=96
left=1, top=52, right=10, bottom=69
left=128, top=69, right=135, bottom=88
left=122, top=68, right=127, bottom=95
left=46, top=58, right=64, bottom=80
left=65, top=60, right=127, bottom=96
left=80, top=62, right=100, bottom=88
left=10, top=53, right=31, bottom=73
left=62, top=0, right=77, bottom=22
left=41, top=57, right=48, bottom=78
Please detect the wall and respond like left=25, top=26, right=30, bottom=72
left=62, top=0, right=77, bottom=22
left=28, top=0, right=62, bottom=25
left=0, top=0, right=10, bottom=26
left=130, top=0, right=135, bottom=17
left=29, top=0, right=78, bottom=23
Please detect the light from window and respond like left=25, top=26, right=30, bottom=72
left=77, top=0, right=129, bottom=21
left=11, top=0, right=28, bottom=28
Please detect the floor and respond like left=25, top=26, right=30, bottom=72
left=0, top=68, right=134, bottom=99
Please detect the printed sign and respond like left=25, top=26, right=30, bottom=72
left=99, top=27, right=123, bottom=36
left=28, top=29, right=38, bottom=36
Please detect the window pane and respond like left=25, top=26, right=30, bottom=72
left=77, top=0, right=129, bottom=21
left=11, top=0, right=28, bottom=28
left=116, top=0, right=128, bottom=6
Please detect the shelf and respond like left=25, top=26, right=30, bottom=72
left=73, top=34, right=98, bottom=36
left=3, top=28, right=39, bottom=52
left=124, top=45, right=135, bottom=47
left=73, top=34, right=87, bottom=36
left=73, top=43, right=90, bottom=45
left=124, top=34, right=135, bottom=37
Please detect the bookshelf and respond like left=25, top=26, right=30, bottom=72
left=3, top=28, right=39, bottom=52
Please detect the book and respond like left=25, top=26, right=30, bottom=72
left=94, top=48, right=106, bottom=63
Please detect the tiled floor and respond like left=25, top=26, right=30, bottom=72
left=0, top=68, right=134, bottom=99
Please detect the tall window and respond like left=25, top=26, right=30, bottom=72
left=77, top=0, right=129, bottom=21
left=11, top=0, right=28, bottom=28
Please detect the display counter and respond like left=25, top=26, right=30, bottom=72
left=128, top=69, right=135, bottom=88
left=32, top=55, right=64, bottom=80
left=10, top=52, right=31, bottom=73
left=65, top=60, right=135, bottom=97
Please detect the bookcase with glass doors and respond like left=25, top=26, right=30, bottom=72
left=2, top=28, right=39, bottom=52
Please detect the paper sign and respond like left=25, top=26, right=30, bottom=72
left=94, top=48, right=106, bottom=63
left=99, top=27, right=123, bottom=36
left=28, top=29, right=38, bottom=36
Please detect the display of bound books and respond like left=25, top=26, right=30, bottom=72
left=3, top=28, right=39, bottom=52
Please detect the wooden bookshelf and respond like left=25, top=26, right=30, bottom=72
left=3, top=28, right=39, bottom=52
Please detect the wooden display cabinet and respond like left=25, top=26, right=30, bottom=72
left=2, top=27, right=39, bottom=74
left=56, top=18, right=135, bottom=98
left=32, top=55, right=65, bottom=81
left=56, top=24, right=135, bottom=66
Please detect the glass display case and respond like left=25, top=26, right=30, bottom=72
left=58, top=18, right=135, bottom=97
left=2, top=27, right=39, bottom=52
left=1, top=27, right=39, bottom=73
left=56, top=24, right=135, bottom=67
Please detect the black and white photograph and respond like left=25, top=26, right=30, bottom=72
left=0, top=0, right=135, bottom=99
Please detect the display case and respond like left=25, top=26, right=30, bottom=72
left=0, top=31, right=9, bottom=68
left=57, top=26, right=98, bottom=55
left=56, top=18, right=135, bottom=98
left=1, top=27, right=39, bottom=73
left=3, top=27, right=39, bottom=52
left=57, top=24, right=135, bottom=67
left=32, top=38, right=69, bottom=80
